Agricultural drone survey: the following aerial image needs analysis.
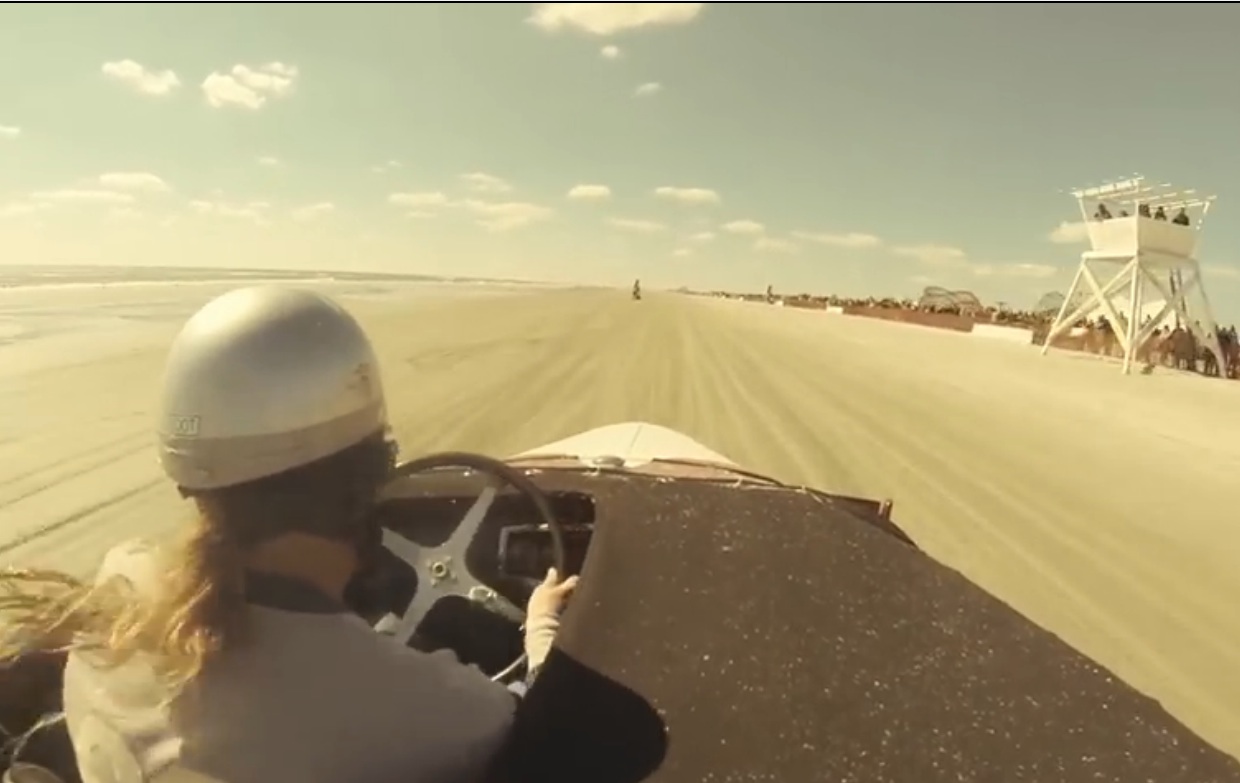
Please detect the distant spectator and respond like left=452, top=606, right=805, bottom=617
left=1138, top=203, right=1152, bottom=217
left=1093, top=203, right=1113, bottom=221
left=1172, top=208, right=1191, bottom=226
left=1119, top=209, right=1130, bottom=217
left=1154, top=206, right=1167, bottom=221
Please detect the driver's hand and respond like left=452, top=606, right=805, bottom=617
left=528, top=567, right=578, bottom=617
left=524, top=568, right=579, bottom=669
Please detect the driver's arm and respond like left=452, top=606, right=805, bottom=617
left=519, top=567, right=577, bottom=688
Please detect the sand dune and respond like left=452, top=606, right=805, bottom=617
left=1, top=286, right=1238, bottom=758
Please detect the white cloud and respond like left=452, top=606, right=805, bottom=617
left=97, top=172, right=170, bottom=193
left=607, top=217, right=667, bottom=233
left=892, top=244, right=968, bottom=266
left=459, top=199, right=553, bottom=231
left=653, top=186, right=720, bottom=205
left=257, top=155, right=281, bottom=167
left=1049, top=220, right=1090, bottom=244
left=291, top=202, right=335, bottom=221
left=1013, top=263, right=1057, bottom=278
left=687, top=231, right=715, bottom=242
left=387, top=189, right=552, bottom=230
left=721, top=219, right=764, bottom=236
left=754, top=237, right=798, bottom=254
left=790, top=230, right=882, bottom=249
left=528, top=3, right=705, bottom=36
left=1205, top=264, right=1240, bottom=281
left=894, top=239, right=1054, bottom=279
left=971, top=262, right=1057, bottom=279
left=0, top=202, right=43, bottom=219
left=601, top=44, right=621, bottom=60
left=101, top=60, right=181, bottom=96
left=202, top=62, right=298, bottom=110
left=32, top=189, right=134, bottom=205
left=460, top=172, right=513, bottom=194
left=634, top=82, right=663, bottom=98
left=0, top=126, right=20, bottom=139
left=371, top=160, right=402, bottom=174
left=188, top=199, right=268, bottom=223
left=567, top=184, right=612, bottom=201
left=672, top=247, right=692, bottom=258
left=388, top=191, right=451, bottom=209
left=107, top=206, right=142, bottom=222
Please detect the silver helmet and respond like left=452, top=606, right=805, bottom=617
left=157, top=286, right=388, bottom=491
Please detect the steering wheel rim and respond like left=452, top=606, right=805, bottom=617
left=375, top=451, right=566, bottom=681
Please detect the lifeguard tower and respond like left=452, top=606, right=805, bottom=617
left=1040, top=175, right=1223, bottom=375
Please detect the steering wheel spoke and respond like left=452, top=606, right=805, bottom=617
left=466, top=584, right=525, bottom=624
left=442, top=480, right=500, bottom=560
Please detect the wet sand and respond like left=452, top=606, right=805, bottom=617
left=1, top=286, right=1238, bottom=758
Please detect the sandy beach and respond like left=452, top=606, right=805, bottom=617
left=2, top=284, right=1238, bottom=759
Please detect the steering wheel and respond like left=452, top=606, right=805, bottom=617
left=375, top=451, right=566, bottom=681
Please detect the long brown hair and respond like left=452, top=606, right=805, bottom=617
left=0, top=432, right=395, bottom=692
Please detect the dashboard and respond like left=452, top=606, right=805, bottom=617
left=498, top=522, right=595, bottom=579
left=493, top=490, right=596, bottom=577
left=370, top=488, right=598, bottom=580
left=356, top=466, right=903, bottom=681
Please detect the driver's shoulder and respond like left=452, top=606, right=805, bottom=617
left=93, top=537, right=165, bottom=595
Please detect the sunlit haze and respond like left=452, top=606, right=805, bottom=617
left=4, top=4, right=1240, bottom=316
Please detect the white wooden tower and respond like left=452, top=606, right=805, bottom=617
left=1040, top=175, right=1223, bottom=375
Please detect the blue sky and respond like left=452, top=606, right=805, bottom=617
left=3, top=3, right=1240, bottom=315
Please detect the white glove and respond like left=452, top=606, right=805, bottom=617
left=523, top=568, right=579, bottom=669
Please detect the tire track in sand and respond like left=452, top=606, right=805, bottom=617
left=679, top=297, right=1240, bottom=755
left=0, top=289, right=1235, bottom=758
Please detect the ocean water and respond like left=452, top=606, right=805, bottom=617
left=0, top=264, right=548, bottom=374
left=0, top=264, right=541, bottom=290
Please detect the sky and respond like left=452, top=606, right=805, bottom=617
left=3, top=3, right=1240, bottom=315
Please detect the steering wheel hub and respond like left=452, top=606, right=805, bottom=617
left=428, top=559, right=452, bottom=582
